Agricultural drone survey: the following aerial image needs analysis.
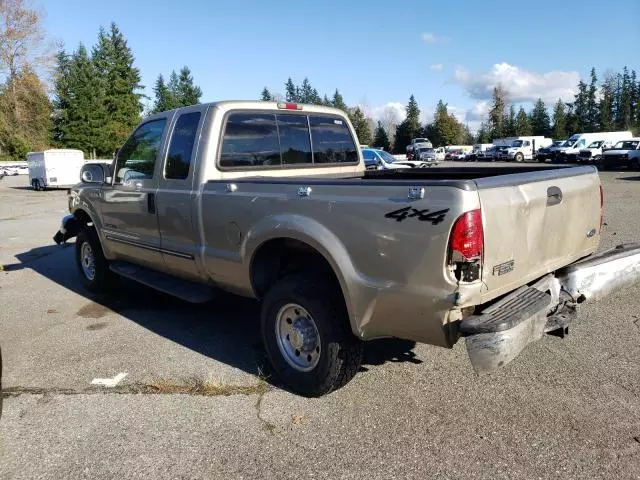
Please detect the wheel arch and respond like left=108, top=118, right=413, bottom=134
left=245, top=216, right=365, bottom=336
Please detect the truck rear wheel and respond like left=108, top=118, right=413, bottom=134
left=75, top=226, right=117, bottom=293
left=260, top=274, right=363, bottom=397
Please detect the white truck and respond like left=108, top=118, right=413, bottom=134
left=405, top=138, right=433, bottom=160
left=498, top=136, right=553, bottom=162
left=556, top=131, right=632, bottom=163
left=27, top=149, right=85, bottom=191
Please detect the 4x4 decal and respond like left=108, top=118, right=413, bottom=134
left=384, top=207, right=449, bottom=225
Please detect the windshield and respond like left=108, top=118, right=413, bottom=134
left=511, top=140, right=523, bottom=147
left=587, top=141, right=603, bottom=148
left=418, top=147, right=432, bottom=153
left=414, top=138, right=427, bottom=143
left=378, top=150, right=397, bottom=163
left=613, top=140, right=639, bottom=150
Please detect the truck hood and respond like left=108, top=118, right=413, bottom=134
left=604, top=149, right=633, bottom=155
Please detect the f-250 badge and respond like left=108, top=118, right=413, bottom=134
left=385, top=207, right=449, bottom=225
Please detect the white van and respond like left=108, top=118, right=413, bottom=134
left=556, top=131, right=632, bottom=162
left=27, top=149, right=85, bottom=190
left=499, top=136, right=553, bottom=162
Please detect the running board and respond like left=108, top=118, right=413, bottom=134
left=109, top=261, right=214, bottom=303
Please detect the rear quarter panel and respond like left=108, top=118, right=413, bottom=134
left=199, top=179, right=481, bottom=346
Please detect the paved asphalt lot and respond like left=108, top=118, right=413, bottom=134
left=0, top=164, right=639, bottom=479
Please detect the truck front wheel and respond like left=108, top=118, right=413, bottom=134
left=260, top=274, right=363, bottom=396
left=515, top=152, right=524, bottom=162
left=75, top=227, right=117, bottom=293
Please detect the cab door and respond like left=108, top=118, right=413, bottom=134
left=100, top=115, right=172, bottom=268
left=155, top=105, right=209, bottom=281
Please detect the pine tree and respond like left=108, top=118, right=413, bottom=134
left=530, top=98, right=551, bottom=136
left=504, top=104, right=516, bottom=137
left=331, top=89, right=348, bottom=112
left=92, top=23, right=143, bottom=155
left=476, top=121, right=491, bottom=143
left=393, top=95, right=422, bottom=152
left=372, top=121, right=391, bottom=151
left=260, top=87, right=272, bottom=101
left=350, top=107, right=372, bottom=145
left=599, top=73, right=615, bottom=131
left=177, top=66, right=202, bottom=106
left=285, top=78, right=297, bottom=103
left=618, top=66, right=633, bottom=129
left=322, top=94, right=330, bottom=106
left=60, top=44, right=107, bottom=157
left=152, top=74, right=173, bottom=113
left=585, top=67, right=598, bottom=132
left=552, top=99, right=567, bottom=139
left=433, top=100, right=462, bottom=146
left=515, top=107, right=532, bottom=135
left=572, top=80, right=589, bottom=133
left=52, top=49, right=71, bottom=145
left=488, top=85, right=508, bottom=139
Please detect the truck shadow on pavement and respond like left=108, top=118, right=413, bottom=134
left=7, top=244, right=421, bottom=386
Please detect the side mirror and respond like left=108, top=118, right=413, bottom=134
left=80, top=163, right=106, bottom=184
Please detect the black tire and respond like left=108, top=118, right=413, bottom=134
left=33, top=179, right=40, bottom=191
left=75, top=226, right=117, bottom=293
left=631, top=159, right=640, bottom=170
left=515, top=152, right=524, bottom=162
left=261, top=274, right=363, bottom=397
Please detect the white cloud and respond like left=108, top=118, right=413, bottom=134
left=422, top=32, right=448, bottom=44
left=430, top=64, right=443, bottom=73
left=453, top=63, right=580, bottom=104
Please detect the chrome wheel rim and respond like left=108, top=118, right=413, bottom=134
left=80, top=242, right=96, bottom=281
left=275, top=303, right=321, bottom=372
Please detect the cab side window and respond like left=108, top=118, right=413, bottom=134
left=115, top=119, right=167, bottom=184
left=165, top=112, right=201, bottom=179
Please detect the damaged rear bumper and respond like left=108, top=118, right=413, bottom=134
left=461, top=243, right=640, bottom=375
left=53, top=214, right=79, bottom=245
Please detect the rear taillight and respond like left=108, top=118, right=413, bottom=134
left=599, top=184, right=604, bottom=232
left=449, top=209, right=484, bottom=263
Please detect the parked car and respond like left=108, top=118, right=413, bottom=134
left=536, top=140, right=565, bottom=162
left=556, top=131, right=632, bottom=163
left=54, top=100, right=640, bottom=396
left=576, top=140, right=614, bottom=163
left=361, top=148, right=411, bottom=170
left=477, top=146, right=499, bottom=161
left=600, top=139, right=640, bottom=170
left=405, top=137, right=432, bottom=160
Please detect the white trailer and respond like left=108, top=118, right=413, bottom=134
left=27, top=149, right=85, bottom=191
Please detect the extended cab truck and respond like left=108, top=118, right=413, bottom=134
left=405, top=138, right=432, bottom=160
left=54, top=101, right=640, bottom=397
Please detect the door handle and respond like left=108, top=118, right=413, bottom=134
left=147, top=192, right=156, bottom=214
left=547, top=186, right=562, bottom=206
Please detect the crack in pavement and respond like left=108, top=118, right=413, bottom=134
left=2, top=382, right=272, bottom=398
left=254, top=389, right=276, bottom=434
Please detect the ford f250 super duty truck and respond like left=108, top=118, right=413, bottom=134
left=54, top=101, right=640, bottom=396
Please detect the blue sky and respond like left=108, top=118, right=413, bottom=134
left=43, top=0, right=639, bottom=129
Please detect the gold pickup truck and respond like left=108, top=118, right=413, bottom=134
left=54, top=101, right=640, bottom=396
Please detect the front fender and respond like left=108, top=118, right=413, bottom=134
left=243, top=214, right=378, bottom=337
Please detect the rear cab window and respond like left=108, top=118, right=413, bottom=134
left=219, top=111, right=357, bottom=169
left=165, top=112, right=202, bottom=179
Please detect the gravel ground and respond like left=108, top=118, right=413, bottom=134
left=0, top=166, right=639, bottom=479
